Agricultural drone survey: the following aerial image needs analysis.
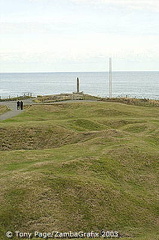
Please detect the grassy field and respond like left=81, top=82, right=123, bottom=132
left=0, top=101, right=158, bottom=240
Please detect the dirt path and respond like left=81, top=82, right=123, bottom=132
left=0, top=99, right=33, bottom=121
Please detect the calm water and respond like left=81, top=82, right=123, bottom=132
left=0, top=71, right=159, bottom=99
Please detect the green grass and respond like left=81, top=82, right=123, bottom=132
left=0, top=101, right=158, bottom=239
left=0, top=105, right=9, bottom=115
left=101, top=97, right=159, bottom=107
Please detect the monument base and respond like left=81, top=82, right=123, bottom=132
left=72, top=92, right=84, bottom=100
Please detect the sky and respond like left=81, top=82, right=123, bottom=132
left=0, top=0, right=159, bottom=72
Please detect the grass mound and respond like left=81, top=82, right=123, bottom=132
left=0, top=101, right=158, bottom=240
left=0, top=124, right=78, bottom=150
left=101, top=97, right=159, bottom=107
left=35, top=94, right=100, bottom=103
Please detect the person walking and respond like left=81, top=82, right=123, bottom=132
left=20, top=101, right=24, bottom=110
left=17, top=101, right=20, bottom=110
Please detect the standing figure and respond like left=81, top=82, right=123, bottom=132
left=17, top=101, right=20, bottom=110
left=20, top=101, right=24, bottom=110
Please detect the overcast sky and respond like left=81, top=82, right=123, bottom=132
left=0, top=0, right=159, bottom=72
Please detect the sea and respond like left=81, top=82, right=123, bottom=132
left=0, top=71, right=159, bottom=99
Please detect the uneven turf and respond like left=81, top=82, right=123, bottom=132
left=0, top=105, right=8, bottom=115
left=0, top=101, right=158, bottom=240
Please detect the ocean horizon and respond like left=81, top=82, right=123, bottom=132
left=0, top=71, right=159, bottom=99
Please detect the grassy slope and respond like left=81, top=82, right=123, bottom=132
left=0, top=105, right=8, bottom=115
left=0, top=102, right=158, bottom=240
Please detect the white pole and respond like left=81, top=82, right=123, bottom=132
left=109, top=57, right=112, bottom=98
left=77, top=77, right=79, bottom=93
